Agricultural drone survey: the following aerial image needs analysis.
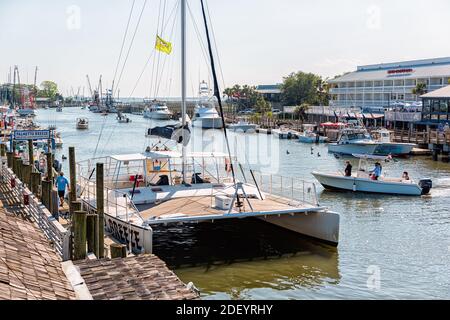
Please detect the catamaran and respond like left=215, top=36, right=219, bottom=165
left=77, top=0, right=340, bottom=254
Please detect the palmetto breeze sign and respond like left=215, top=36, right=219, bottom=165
left=13, top=130, right=51, bottom=141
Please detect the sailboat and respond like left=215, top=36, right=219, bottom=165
left=77, top=0, right=340, bottom=254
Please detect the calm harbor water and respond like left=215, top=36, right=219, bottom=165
left=36, top=107, right=450, bottom=299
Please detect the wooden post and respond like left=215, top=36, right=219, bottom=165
left=28, top=140, right=34, bottom=165
left=16, top=158, right=23, bottom=181
left=86, top=215, right=96, bottom=254
left=68, top=147, right=76, bottom=215
left=6, top=152, right=13, bottom=168
left=22, top=164, right=31, bottom=187
left=110, top=243, right=127, bottom=259
left=0, top=144, right=6, bottom=157
left=46, top=152, right=53, bottom=182
left=30, top=172, right=41, bottom=196
left=73, top=210, right=87, bottom=260
left=96, top=163, right=105, bottom=258
left=51, top=190, right=59, bottom=219
left=41, top=180, right=51, bottom=210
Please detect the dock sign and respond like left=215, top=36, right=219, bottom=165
left=13, top=130, right=51, bottom=141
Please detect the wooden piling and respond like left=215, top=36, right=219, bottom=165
left=6, top=152, right=13, bottom=168
left=73, top=210, right=87, bottom=260
left=41, top=180, right=51, bottom=210
left=16, top=158, right=23, bottom=181
left=96, top=163, right=105, bottom=258
left=86, top=215, right=96, bottom=254
left=110, top=243, right=127, bottom=259
left=30, top=172, right=42, bottom=197
left=46, top=153, right=53, bottom=182
left=51, top=190, right=59, bottom=218
left=0, top=144, right=6, bottom=157
left=22, top=164, right=32, bottom=187
left=28, top=140, right=34, bottom=165
left=68, top=147, right=77, bottom=215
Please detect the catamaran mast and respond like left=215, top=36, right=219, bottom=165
left=181, top=0, right=187, bottom=183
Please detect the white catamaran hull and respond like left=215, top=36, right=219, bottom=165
left=312, top=172, right=424, bottom=196
left=261, top=210, right=340, bottom=246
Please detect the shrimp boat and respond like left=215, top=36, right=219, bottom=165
left=76, top=0, right=340, bottom=254
left=312, top=154, right=432, bottom=196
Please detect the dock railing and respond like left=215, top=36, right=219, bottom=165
left=1, top=164, right=71, bottom=261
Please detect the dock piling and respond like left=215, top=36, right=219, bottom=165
left=110, top=243, right=127, bottom=259
left=73, top=210, right=87, bottom=260
left=96, top=163, right=105, bottom=258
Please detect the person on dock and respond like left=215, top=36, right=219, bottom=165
left=402, top=171, right=410, bottom=181
left=56, top=172, right=70, bottom=208
left=344, top=161, right=352, bottom=177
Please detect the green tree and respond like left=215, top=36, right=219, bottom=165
left=412, top=83, right=427, bottom=99
left=255, top=95, right=271, bottom=114
left=38, top=81, right=59, bottom=100
left=294, top=103, right=310, bottom=123
left=281, top=72, right=328, bottom=106
left=223, top=84, right=262, bottom=111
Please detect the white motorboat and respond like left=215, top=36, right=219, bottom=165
left=228, top=120, right=257, bottom=133
left=192, top=81, right=223, bottom=129
left=17, top=108, right=36, bottom=117
left=371, top=129, right=416, bottom=156
left=328, top=128, right=379, bottom=155
left=76, top=117, right=89, bottom=129
left=143, top=103, right=172, bottom=120
left=312, top=154, right=432, bottom=196
left=76, top=0, right=340, bottom=254
left=272, top=127, right=297, bottom=139
left=117, top=112, right=132, bottom=123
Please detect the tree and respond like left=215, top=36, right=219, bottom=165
left=255, top=95, right=271, bottom=114
left=294, top=103, right=310, bottom=123
left=223, top=84, right=263, bottom=111
left=412, top=83, right=427, bottom=100
left=38, top=81, right=59, bottom=100
left=281, top=71, right=328, bottom=106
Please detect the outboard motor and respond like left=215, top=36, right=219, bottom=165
left=419, top=178, right=432, bottom=195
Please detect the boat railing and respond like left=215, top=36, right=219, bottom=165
left=243, top=170, right=320, bottom=207
left=78, top=174, right=142, bottom=223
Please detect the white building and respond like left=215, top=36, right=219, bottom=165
left=329, top=57, right=450, bottom=111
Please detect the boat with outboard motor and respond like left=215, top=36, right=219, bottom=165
left=76, top=117, right=89, bottom=129
left=312, top=154, right=432, bottom=196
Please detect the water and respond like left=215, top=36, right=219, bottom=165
left=36, top=107, right=450, bottom=299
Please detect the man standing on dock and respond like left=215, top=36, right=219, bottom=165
left=56, top=172, right=70, bottom=208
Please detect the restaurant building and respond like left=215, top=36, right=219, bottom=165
left=329, top=57, right=450, bottom=111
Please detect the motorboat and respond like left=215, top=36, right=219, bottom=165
left=312, top=154, right=432, bottom=196
left=328, top=128, right=379, bottom=155
left=143, top=102, right=172, bottom=120
left=272, top=127, right=298, bottom=139
left=228, top=120, right=257, bottom=133
left=371, top=129, right=416, bottom=156
left=117, top=112, right=132, bottom=123
left=299, top=125, right=328, bottom=143
left=17, top=108, right=36, bottom=117
left=192, top=81, right=223, bottom=129
left=76, top=117, right=89, bottom=129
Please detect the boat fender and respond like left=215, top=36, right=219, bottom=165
left=352, top=181, right=356, bottom=192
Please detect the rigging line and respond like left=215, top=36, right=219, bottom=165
left=114, top=0, right=148, bottom=96
left=150, top=0, right=164, bottom=99
left=153, top=0, right=168, bottom=98
left=129, top=50, right=156, bottom=98
left=186, top=2, right=212, bottom=77
left=204, top=0, right=226, bottom=92
left=154, top=2, right=179, bottom=98
left=92, top=115, right=108, bottom=158
left=112, top=0, right=136, bottom=86
left=200, top=0, right=238, bottom=189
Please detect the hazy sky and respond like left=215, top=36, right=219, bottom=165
left=1, top=0, right=450, bottom=98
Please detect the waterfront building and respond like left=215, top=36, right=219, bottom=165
left=329, top=57, right=450, bottom=111
left=420, top=85, right=450, bottom=125
left=256, top=84, right=282, bottom=109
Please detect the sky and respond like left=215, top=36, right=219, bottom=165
left=1, top=0, right=450, bottom=98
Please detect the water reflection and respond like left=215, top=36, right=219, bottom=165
left=152, top=218, right=340, bottom=298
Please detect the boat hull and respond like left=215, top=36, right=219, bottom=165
left=192, top=117, right=223, bottom=129
left=328, top=143, right=378, bottom=155
left=374, top=143, right=416, bottom=156
left=228, top=124, right=257, bottom=132
left=76, top=125, right=89, bottom=130
left=144, top=112, right=172, bottom=120
left=261, top=210, right=340, bottom=246
left=312, top=172, right=423, bottom=196
left=299, top=135, right=328, bottom=143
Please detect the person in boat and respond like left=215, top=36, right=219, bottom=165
left=344, top=161, right=352, bottom=177
left=402, top=171, right=410, bottom=181
left=369, top=162, right=382, bottom=180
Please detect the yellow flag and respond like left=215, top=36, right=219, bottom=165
left=155, top=35, right=172, bottom=55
